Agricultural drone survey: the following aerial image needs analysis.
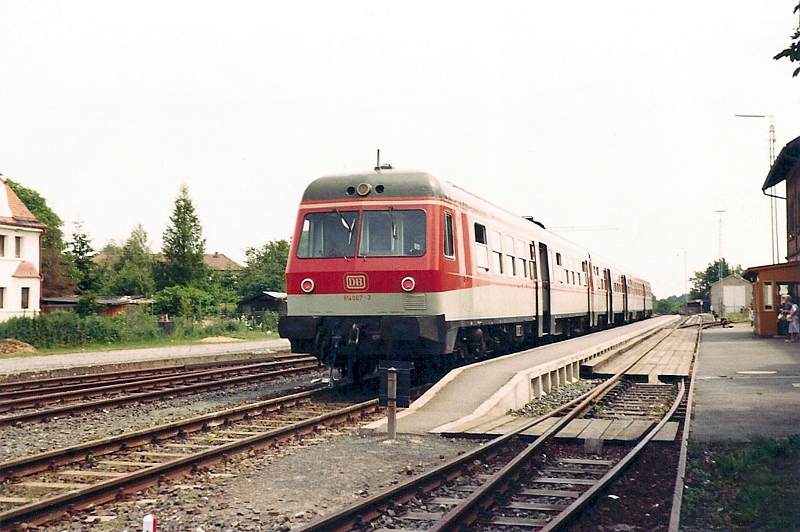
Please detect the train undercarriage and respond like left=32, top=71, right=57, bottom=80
left=280, top=311, right=646, bottom=385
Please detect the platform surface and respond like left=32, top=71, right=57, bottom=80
left=691, top=323, right=800, bottom=442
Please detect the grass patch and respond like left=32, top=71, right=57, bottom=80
left=681, top=435, right=800, bottom=531
left=0, top=330, right=280, bottom=359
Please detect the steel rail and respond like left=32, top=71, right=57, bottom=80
left=0, top=354, right=304, bottom=397
left=667, top=314, right=704, bottom=531
left=295, top=319, right=688, bottom=532
left=0, top=355, right=316, bottom=409
left=0, top=387, right=327, bottom=481
left=0, top=362, right=320, bottom=425
left=0, top=392, right=378, bottom=528
left=537, top=379, right=686, bottom=532
left=427, top=324, right=689, bottom=532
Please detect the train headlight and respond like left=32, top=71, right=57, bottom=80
left=401, top=276, right=416, bottom=292
left=301, top=278, right=315, bottom=293
left=356, top=183, right=372, bottom=196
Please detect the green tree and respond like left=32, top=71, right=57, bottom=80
left=238, top=239, right=290, bottom=296
left=6, top=179, right=76, bottom=296
left=67, top=222, right=98, bottom=293
left=774, top=3, right=800, bottom=76
left=689, top=259, right=742, bottom=301
left=98, top=225, right=156, bottom=296
left=153, top=285, right=217, bottom=319
left=159, top=185, right=207, bottom=288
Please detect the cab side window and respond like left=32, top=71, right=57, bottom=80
left=444, top=211, right=455, bottom=259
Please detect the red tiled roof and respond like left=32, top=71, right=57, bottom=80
left=0, top=179, right=47, bottom=230
left=204, top=252, right=243, bottom=271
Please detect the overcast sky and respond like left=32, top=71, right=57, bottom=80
left=2, top=1, right=800, bottom=298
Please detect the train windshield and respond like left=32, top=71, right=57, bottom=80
left=358, top=209, right=426, bottom=257
left=296, top=210, right=360, bottom=258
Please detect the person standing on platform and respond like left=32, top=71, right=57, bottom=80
left=778, top=295, right=791, bottom=337
left=786, top=295, right=799, bottom=342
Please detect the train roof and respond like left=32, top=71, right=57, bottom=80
left=300, top=168, right=649, bottom=283
left=301, top=169, right=447, bottom=202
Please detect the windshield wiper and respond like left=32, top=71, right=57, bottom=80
left=389, top=207, right=397, bottom=252
left=333, top=209, right=355, bottom=244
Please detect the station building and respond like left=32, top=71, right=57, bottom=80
left=744, top=134, right=800, bottom=336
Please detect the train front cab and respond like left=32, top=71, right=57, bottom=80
left=279, top=172, right=471, bottom=379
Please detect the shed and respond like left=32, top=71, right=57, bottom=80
left=41, top=295, right=153, bottom=318
left=238, top=291, right=287, bottom=315
left=708, top=274, right=753, bottom=315
left=743, top=262, right=800, bottom=337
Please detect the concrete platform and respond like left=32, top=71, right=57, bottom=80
left=690, top=323, right=800, bottom=442
left=364, top=316, right=678, bottom=435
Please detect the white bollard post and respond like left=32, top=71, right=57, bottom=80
left=142, top=513, right=157, bottom=532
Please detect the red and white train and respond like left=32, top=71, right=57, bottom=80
left=278, top=166, right=652, bottom=381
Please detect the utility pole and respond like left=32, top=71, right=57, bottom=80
left=715, top=210, right=726, bottom=317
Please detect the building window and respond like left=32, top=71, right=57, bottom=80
left=764, top=282, right=773, bottom=310
left=14, top=237, right=21, bottom=258
left=21, top=287, right=29, bottom=309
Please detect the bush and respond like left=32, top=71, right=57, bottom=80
left=153, top=286, right=217, bottom=319
left=0, top=311, right=123, bottom=348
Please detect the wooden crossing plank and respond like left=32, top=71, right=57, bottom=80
left=464, top=415, right=532, bottom=435
left=521, top=416, right=560, bottom=437
left=653, top=421, right=680, bottom=441
left=577, top=419, right=614, bottom=439
left=556, top=419, right=591, bottom=438
left=616, top=420, right=653, bottom=441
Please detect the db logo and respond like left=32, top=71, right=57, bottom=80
left=344, top=273, right=368, bottom=291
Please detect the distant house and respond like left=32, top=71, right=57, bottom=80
left=95, top=251, right=243, bottom=272
left=0, top=178, right=46, bottom=321
left=204, top=252, right=243, bottom=272
left=708, top=274, right=753, bottom=315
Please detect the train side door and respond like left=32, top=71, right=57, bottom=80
left=621, top=274, right=629, bottom=321
left=605, top=268, right=613, bottom=326
left=538, top=243, right=551, bottom=334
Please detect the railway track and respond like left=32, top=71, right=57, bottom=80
left=293, top=320, right=697, bottom=531
left=0, top=387, right=382, bottom=529
left=0, top=354, right=320, bottom=425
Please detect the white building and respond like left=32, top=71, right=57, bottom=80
left=709, top=274, right=753, bottom=316
left=0, top=179, right=45, bottom=320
